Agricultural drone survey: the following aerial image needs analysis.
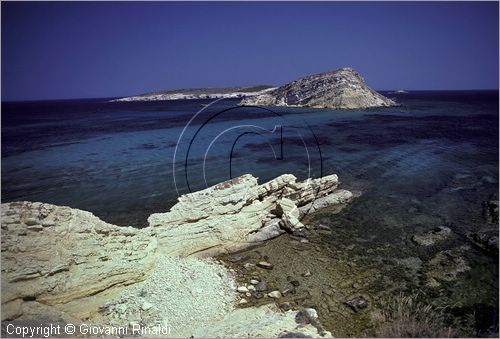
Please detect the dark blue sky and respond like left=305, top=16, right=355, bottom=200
left=2, top=1, right=499, bottom=101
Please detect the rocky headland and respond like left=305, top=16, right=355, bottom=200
left=240, top=67, right=397, bottom=109
left=1, top=173, right=353, bottom=337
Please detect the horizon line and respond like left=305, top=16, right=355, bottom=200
left=2, top=88, right=499, bottom=104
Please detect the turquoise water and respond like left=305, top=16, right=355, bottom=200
left=2, top=92, right=498, bottom=229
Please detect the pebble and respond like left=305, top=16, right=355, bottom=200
left=255, top=281, right=267, bottom=292
left=278, top=302, right=292, bottom=311
left=292, top=228, right=308, bottom=237
left=24, top=218, right=39, bottom=226
left=345, top=296, right=369, bottom=312
left=247, top=285, right=256, bottom=291
left=315, top=224, right=331, bottom=231
left=239, top=298, right=248, bottom=305
left=256, top=261, right=273, bottom=270
left=41, top=220, right=55, bottom=227
left=243, top=263, right=255, bottom=270
left=237, top=286, right=249, bottom=293
left=27, top=225, right=44, bottom=232
left=115, top=304, right=127, bottom=315
left=267, top=290, right=282, bottom=299
left=141, top=301, right=154, bottom=311
left=245, top=292, right=252, bottom=297
left=252, top=292, right=263, bottom=299
left=300, top=239, right=310, bottom=244
left=302, top=271, right=312, bottom=277
left=228, top=256, right=243, bottom=263
left=250, top=279, right=259, bottom=285
left=2, top=217, right=15, bottom=224
left=295, top=308, right=318, bottom=324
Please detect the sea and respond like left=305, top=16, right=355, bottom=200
left=2, top=91, right=499, bottom=334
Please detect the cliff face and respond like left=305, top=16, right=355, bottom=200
left=240, top=67, right=397, bottom=109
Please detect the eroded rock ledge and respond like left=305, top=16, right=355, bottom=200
left=1, top=173, right=353, bottom=337
left=149, top=173, right=353, bottom=257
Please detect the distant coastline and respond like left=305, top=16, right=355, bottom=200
left=109, top=85, right=277, bottom=102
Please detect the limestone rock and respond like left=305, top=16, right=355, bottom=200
left=299, top=189, right=353, bottom=215
left=255, top=281, right=268, bottom=292
left=345, top=296, right=370, bottom=312
left=295, top=308, right=319, bottom=325
left=1, top=202, right=157, bottom=320
left=412, top=226, right=452, bottom=246
left=268, top=290, right=282, bottom=299
left=424, top=246, right=471, bottom=286
left=257, top=261, right=274, bottom=270
left=468, top=226, right=499, bottom=253
left=149, top=173, right=353, bottom=257
left=141, top=301, right=154, bottom=311
left=470, top=196, right=499, bottom=253
left=241, top=67, right=397, bottom=109
left=483, top=196, right=499, bottom=224
left=277, top=198, right=305, bottom=230
left=237, top=286, right=249, bottom=293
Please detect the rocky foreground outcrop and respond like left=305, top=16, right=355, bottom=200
left=241, top=67, right=397, bottom=109
left=468, top=196, right=499, bottom=254
left=1, top=202, right=157, bottom=320
left=149, top=173, right=353, bottom=257
left=1, top=173, right=352, bottom=337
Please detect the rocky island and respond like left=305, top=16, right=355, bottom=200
left=240, top=67, right=397, bottom=109
left=1, top=173, right=353, bottom=338
left=110, top=67, right=397, bottom=110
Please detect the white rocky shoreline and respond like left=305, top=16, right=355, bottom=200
left=110, top=86, right=277, bottom=102
left=1, top=173, right=354, bottom=338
